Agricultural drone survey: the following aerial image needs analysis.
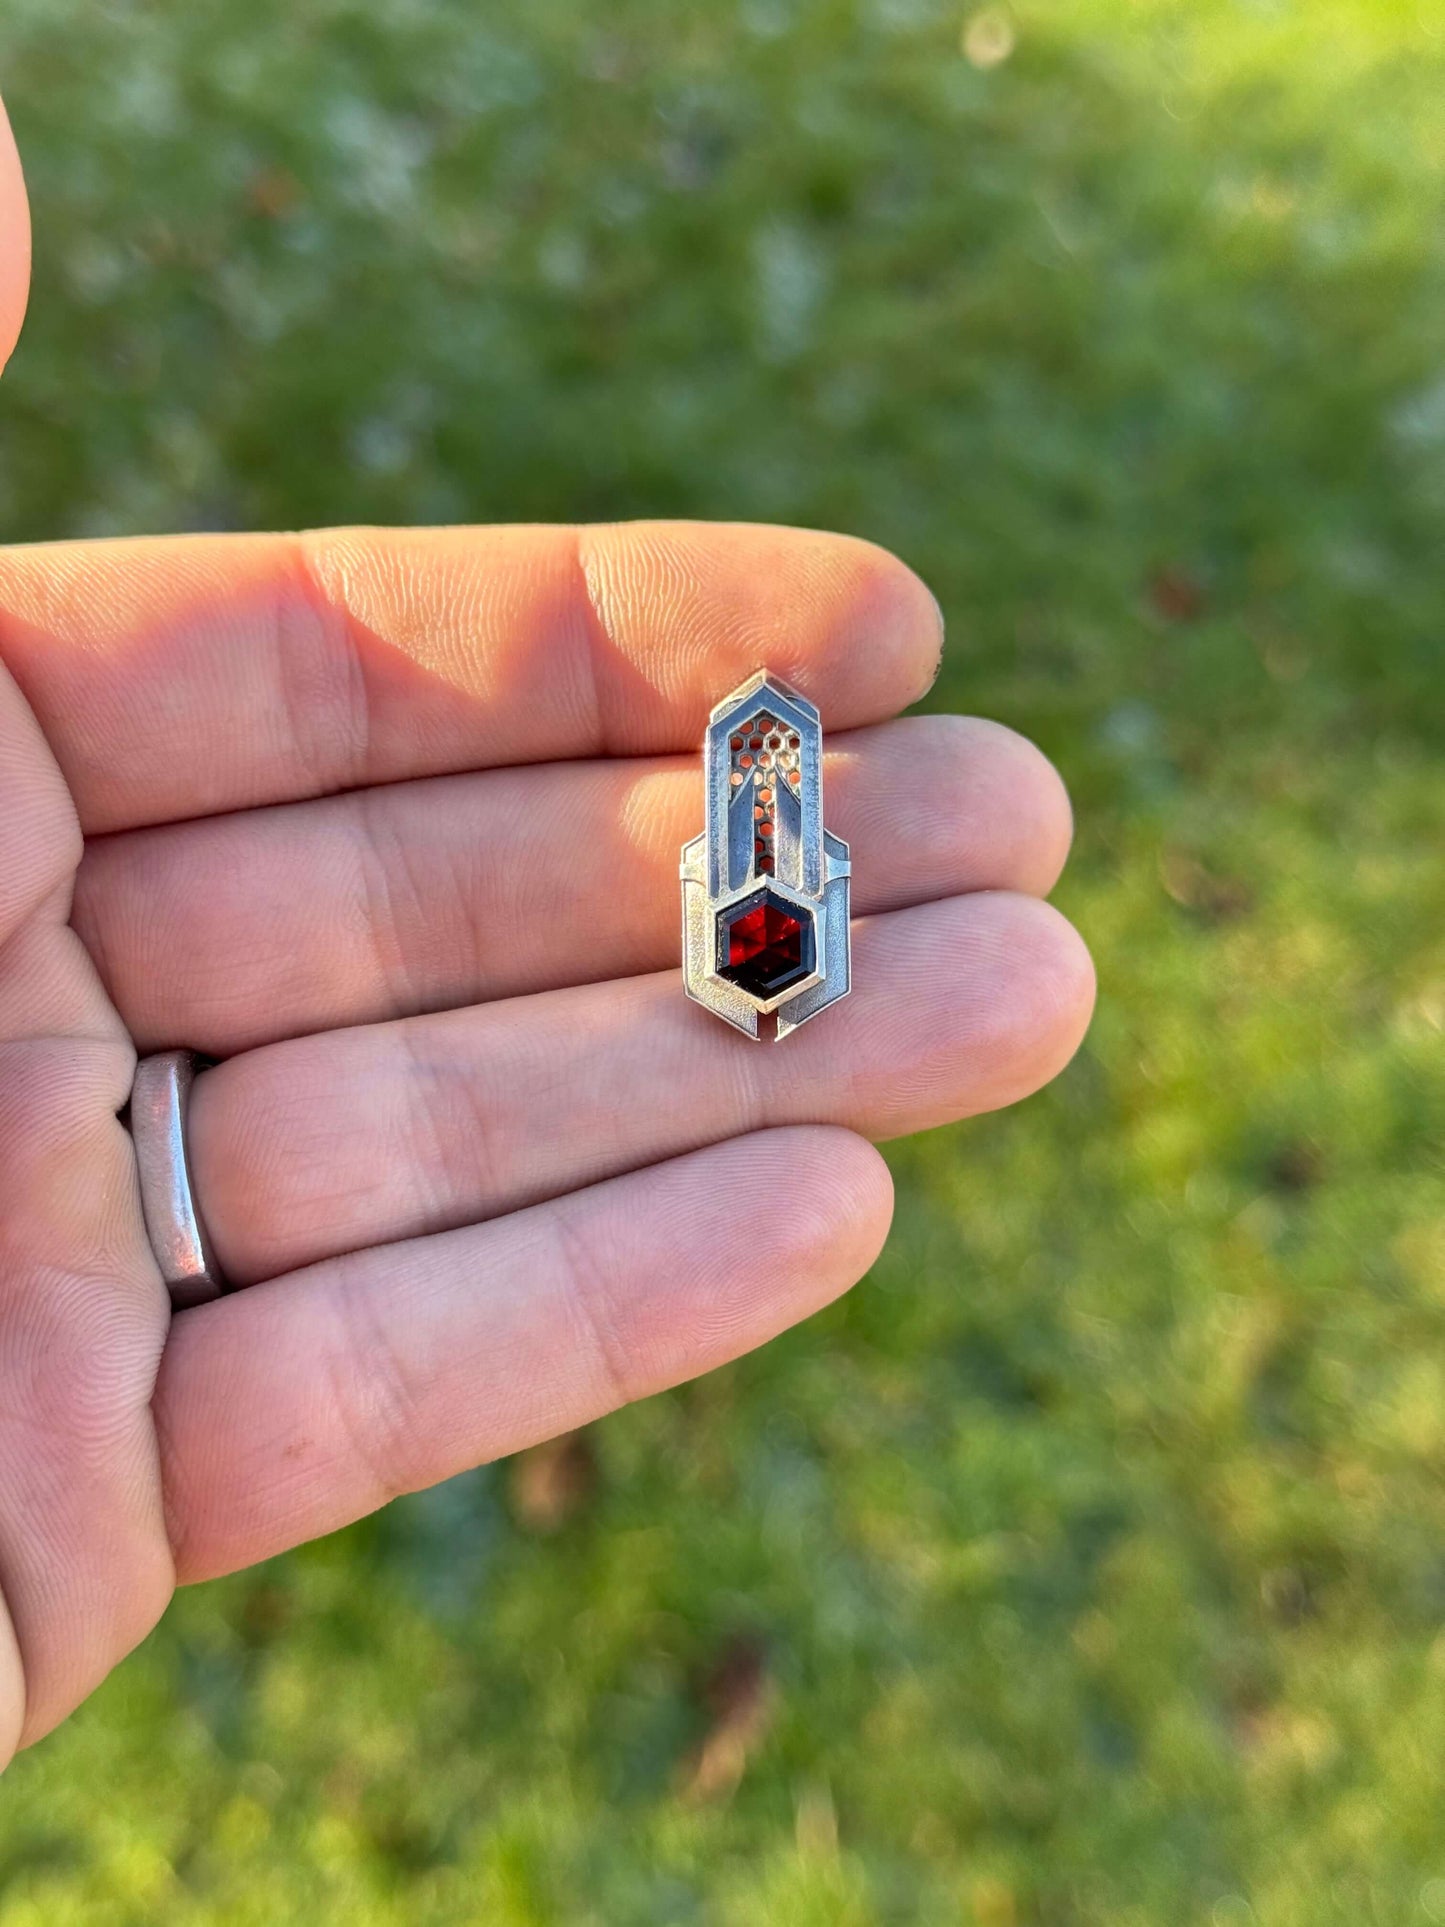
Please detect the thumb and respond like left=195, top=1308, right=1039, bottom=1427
left=0, top=97, right=32, bottom=375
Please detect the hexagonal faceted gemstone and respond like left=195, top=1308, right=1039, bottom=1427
left=717, top=891, right=815, bottom=1001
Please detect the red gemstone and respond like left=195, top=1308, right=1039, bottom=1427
left=718, top=895, right=814, bottom=999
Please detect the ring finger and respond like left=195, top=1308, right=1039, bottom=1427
left=188, top=889, right=1095, bottom=1285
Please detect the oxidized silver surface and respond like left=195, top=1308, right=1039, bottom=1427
left=130, top=1050, right=228, bottom=1309
left=680, top=671, right=851, bottom=1040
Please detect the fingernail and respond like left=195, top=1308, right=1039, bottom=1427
left=926, top=587, right=946, bottom=691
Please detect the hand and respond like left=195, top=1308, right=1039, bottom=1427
left=0, top=103, right=1093, bottom=1762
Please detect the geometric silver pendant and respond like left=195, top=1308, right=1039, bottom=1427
left=680, top=669, right=851, bottom=1040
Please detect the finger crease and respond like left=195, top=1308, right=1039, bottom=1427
left=548, top=1209, right=634, bottom=1413
left=571, top=528, right=620, bottom=762
left=322, top=1272, right=430, bottom=1508
left=399, top=1025, right=507, bottom=1231
left=354, top=789, right=423, bottom=1019
left=282, top=535, right=376, bottom=796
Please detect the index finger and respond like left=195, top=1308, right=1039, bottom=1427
left=0, top=522, right=943, bottom=832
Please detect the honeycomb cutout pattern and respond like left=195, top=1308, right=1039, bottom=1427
left=727, top=712, right=803, bottom=877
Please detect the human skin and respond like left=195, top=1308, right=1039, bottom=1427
left=0, top=99, right=1094, bottom=1762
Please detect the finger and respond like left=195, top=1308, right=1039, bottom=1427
left=188, top=892, right=1094, bottom=1285
left=0, top=657, right=78, bottom=951
left=0, top=522, right=942, bottom=833
left=0, top=97, right=31, bottom=374
left=0, top=127, right=165, bottom=1755
left=76, top=715, right=1073, bottom=1054
left=0, top=655, right=172, bottom=1759
left=156, top=1127, right=893, bottom=1583
left=0, top=1002, right=171, bottom=1754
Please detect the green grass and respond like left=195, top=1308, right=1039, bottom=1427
left=3, top=0, right=1444, bottom=1919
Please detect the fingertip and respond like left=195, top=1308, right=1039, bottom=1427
left=853, top=714, right=1074, bottom=906
left=1024, top=742, right=1076, bottom=895
left=747, top=1125, right=893, bottom=1318
left=777, top=1125, right=896, bottom=1301
left=0, top=97, right=32, bottom=376
left=941, top=716, right=1076, bottom=898
left=1048, top=898, right=1098, bottom=1028
left=975, top=721, right=1075, bottom=895
left=598, top=1127, right=893, bottom=1375
left=581, top=521, right=947, bottom=735
left=857, top=892, right=1094, bottom=1122
left=994, top=894, right=1097, bottom=1098
left=820, top=532, right=947, bottom=713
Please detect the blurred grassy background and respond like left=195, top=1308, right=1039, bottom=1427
left=2, top=0, right=1444, bottom=1920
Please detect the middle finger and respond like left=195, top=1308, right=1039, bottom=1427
left=185, top=889, right=1095, bottom=1285
left=75, top=714, right=1071, bottom=1054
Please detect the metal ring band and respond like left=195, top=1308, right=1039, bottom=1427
left=129, top=1050, right=228, bottom=1309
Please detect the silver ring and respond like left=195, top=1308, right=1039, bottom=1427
left=129, top=1050, right=228, bottom=1309
left=680, top=670, right=851, bottom=1040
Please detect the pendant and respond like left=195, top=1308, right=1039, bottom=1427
left=680, top=670, right=851, bottom=1040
